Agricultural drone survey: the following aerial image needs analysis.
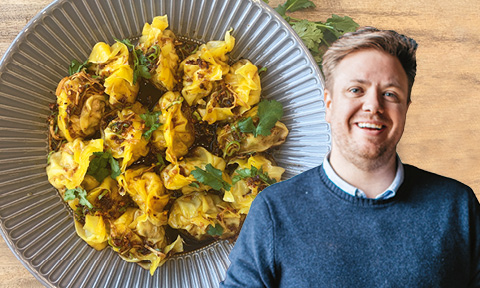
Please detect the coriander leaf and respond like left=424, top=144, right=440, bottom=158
left=325, top=14, right=359, bottom=34
left=291, top=20, right=323, bottom=51
left=237, top=117, right=256, bottom=135
left=276, top=0, right=315, bottom=15
left=69, top=59, right=90, bottom=76
left=191, top=164, right=231, bottom=191
left=64, top=187, right=93, bottom=209
left=140, top=111, right=163, bottom=140
left=232, top=165, right=277, bottom=186
left=87, top=151, right=121, bottom=182
left=262, top=0, right=269, bottom=3
left=114, top=38, right=154, bottom=84
left=256, top=99, right=284, bottom=136
left=207, top=224, right=224, bottom=236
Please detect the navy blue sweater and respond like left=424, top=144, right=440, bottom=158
left=221, top=165, right=480, bottom=287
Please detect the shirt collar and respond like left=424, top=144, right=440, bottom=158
left=322, top=152, right=404, bottom=200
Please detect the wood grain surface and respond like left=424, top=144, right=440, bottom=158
left=1, top=0, right=479, bottom=286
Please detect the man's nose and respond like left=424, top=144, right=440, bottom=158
left=362, top=89, right=384, bottom=114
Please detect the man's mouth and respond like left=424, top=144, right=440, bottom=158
left=357, top=122, right=384, bottom=130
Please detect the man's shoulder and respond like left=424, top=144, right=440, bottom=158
left=403, top=164, right=474, bottom=199
left=258, top=165, right=323, bottom=200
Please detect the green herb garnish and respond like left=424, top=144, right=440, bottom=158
left=140, top=111, right=163, bottom=140
left=114, top=38, right=160, bottom=84
left=68, top=59, right=90, bottom=75
left=87, top=151, right=121, bottom=182
left=206, top=224, right=224, bottom=236
left=191, top=164, right=231, bottom=191
left=64, top=187, right=93, bottom=209
left=232, top=165, right=277, bottom=186
left=237, top=99, right=284, bottom=137
left=273, top=0, right=359, bottom=66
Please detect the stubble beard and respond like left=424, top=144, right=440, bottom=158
left=332, top=131, right=396, bottom=172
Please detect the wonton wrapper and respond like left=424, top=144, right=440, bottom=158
left=200, top=59, right=261, bottom=124
left=56, top=72, right=106, bottom=142
left=217, top=106, right=289, bottom=156
left=168, top=192, right=241, bottom=240
left=154, top=91, right=194, bottom=163
left=46, top=138, right=103, bottom=190
left=117, top=166, right=170, bottom=226
left=74, top=214, right=108, bottom=250
left=161, top=147, right=226, bottom=191
left=180, top=31, right=235, bottom=106
left=103, top=104, right=149, bottom=171
left=137, top=15, right=179, bottom=91
left=109, top=207, right=183, bottom=275
left=224, top=154, right=284, bottom=214
left=88, top=42, right=139, bottom=107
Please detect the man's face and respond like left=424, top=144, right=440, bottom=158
left=324, top=49, right=410, bottom=170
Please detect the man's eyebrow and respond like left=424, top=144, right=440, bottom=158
left=349, top=79, right=404, bottom=89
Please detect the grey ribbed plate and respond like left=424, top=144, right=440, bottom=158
left=0, top=0, right=330, bottom=287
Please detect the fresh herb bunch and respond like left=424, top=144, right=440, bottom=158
left=266, top=0, right=359, bottom=67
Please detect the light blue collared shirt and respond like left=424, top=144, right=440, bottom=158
left=322, top=153, right=404, bottom=199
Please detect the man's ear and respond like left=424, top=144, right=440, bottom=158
left=324, top=89, right=332, bottom=123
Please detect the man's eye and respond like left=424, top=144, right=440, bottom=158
left=349, top=88, right=361, bottom=93
left=384, top=92, right=398, bottom=99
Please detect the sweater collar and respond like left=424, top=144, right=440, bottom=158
left=322, top=152, right=404, bottom=200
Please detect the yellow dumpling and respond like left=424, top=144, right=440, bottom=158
left=168, top=192, right=241, bottom=240
left=103, top=65, right=140, bottom=107
left=180, top=30, right=235, bottom=106
left=224, top=154, right=284, bottom=214
left=216, top=107, right=289, bottom=157
left=103, top=105, right=149, bottom=171
left=161, top=147, right=227, bottom=191
left=74, top=214, right=108, bottom=250
left=55, top=72, right=106, bottom=142
left=88, top=42, right=130, bottom=77
left=224, top=59, right=261, bottom=112
left=46, top=138, right=103, bottom=190
left=155, top=91, right=194, bottom=163
left=109, top=207, right=183, bottom=275
left=88, top=42, right=140, bottom=107
left=137, top=15, right=179, bottom=91
left=117, top=166, right=170, bottom=226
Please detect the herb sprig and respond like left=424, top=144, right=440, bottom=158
left=232, top=165, right=277, bottom=186
left=87, top=151, right=121, bottom=182
left=191, top=164, right=231, bottom=191
left=140, top=111, right=163, bottom=140
left=273, top=0, right=359, bottom=66
left=114, top=38, right=160, bottom=84
left=237, top=99, right=284, bottom=137
left=64, top=187, right=94, bottom=209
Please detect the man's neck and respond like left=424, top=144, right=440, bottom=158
left=328, top=150, right=397, bottom=198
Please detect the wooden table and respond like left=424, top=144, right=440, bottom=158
left=1, top=0, right=479, bottom=286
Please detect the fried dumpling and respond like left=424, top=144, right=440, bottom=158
left=136, top=15, right=179, bottom=91
left=46, top=138, right=103, bottom=190
left=55, top=71, right=106, bottom=142
left=179, top=30, right=235, bottom=106
left=103, top=105, right=149, bottom=171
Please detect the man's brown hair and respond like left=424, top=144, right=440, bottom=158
left=322, top=27, right=418, bottom=102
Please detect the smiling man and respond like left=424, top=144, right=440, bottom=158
left=220, top=27, right=480, bottom=287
